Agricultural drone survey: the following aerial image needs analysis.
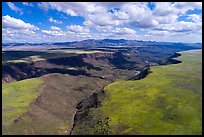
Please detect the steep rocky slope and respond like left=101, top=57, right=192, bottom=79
left=3, top=73, right=110, bottom=135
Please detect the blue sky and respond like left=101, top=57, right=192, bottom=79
left=2, top=2, right=202, bottom=43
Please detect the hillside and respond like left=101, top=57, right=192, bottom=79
left=71, top=50, right=202, bottom=135
left=2, top=73, right=110, bottom=135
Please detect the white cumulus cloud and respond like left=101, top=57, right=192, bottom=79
left=42, top=26, right=64, bottom=36
left=112, top=27, right=136, bottom=35
left=67, top=25, right=90, bottom=33
left=2, top=15, right=38, bottom=30
left=2, top=2, right=202, bottom=43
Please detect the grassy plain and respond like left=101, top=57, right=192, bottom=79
left=2, top=78, right=43, bottom=134
left=76, top=50, right=202, bottom=135
left=101, top=49, right=202, bottom=135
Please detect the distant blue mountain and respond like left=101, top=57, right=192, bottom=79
left=2, top=39, right=202, bottom=49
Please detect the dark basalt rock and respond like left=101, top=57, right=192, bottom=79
left=70, top=90, right=104, bottom=135
left=165, top=53, right=182, bottom=65
left=129, top=66, right=150, bottom=80
left=76, top=92, right=99, bottom=111
left=2, top=62, right=37, bottom=82
left=108, top=51, right=135, bottom=69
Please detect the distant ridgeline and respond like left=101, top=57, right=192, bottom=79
left=2, top=39, right=202, bottom=49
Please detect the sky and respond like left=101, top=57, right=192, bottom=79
left=2, top=2, right=202, bottom=43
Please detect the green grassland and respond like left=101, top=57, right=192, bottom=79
left=2, top=78, right=43, bottom=134
left=102, top=49, right=202, bottom=135
left=75, top=49, right=202, bottom=135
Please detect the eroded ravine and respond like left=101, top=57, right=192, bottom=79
left=2, top=50, right=182, bottom=135
left=5, top=73, right=110, bottom=135
left=69, top=52, right=182, bottom=135
left=69, top=67, right=151, bottom=135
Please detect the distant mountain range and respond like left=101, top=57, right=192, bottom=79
left=2, top=39, right=202, bottom=49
